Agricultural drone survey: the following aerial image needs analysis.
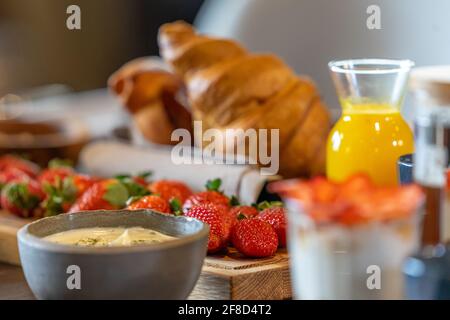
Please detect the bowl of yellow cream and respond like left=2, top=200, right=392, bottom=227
left=17, top=209, right=209, bottom=300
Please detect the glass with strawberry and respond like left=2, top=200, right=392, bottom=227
left=271, top=174, right=424, bottom=300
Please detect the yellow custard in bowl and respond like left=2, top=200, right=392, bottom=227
left=44, top=227, right=177, bottom=247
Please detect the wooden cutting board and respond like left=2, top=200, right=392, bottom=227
left=0, top=211, right=291, bottom=300
left=189, top=248, right=290, bottom=300
left=0, top=211, right=29, bottom=266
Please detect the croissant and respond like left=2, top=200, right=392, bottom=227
left=109, top=57, right=192, bottom=145
left=158, top=21, right=331, bottom=177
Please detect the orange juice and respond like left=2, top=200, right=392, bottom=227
left=326, top=103, right=414, bottom=186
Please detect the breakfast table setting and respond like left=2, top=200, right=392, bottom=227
left=1, top=19, right=450, bottom=302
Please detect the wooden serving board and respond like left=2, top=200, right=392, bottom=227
left=0, top=211, right=291, bottom=300
left=189, top=249, right=290, bottom=300
left=0, top=211, right=30, bottom=266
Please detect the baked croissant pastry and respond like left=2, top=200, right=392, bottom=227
left=158, top=21, right=331, bottom=177
left=109, top=57, right=192, bottom=145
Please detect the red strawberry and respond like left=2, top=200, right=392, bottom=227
left=226, top=205, right=259, bottom=233
left=0, top=155, right=39, bottom=177
left=0, top=167, right=30, bottom=189
left=71, top=174, right=99, bottom=197
left=258, top=206, right=287, bottom=247
left=185, top=203, right=229, bottom=253
left=41, top=174, right=99, bottom=216
left=1, top=180, right=45, bottom=217
left=38, top=158, right=76, bottom=188
left=229, top=205, right=259, bottom=219
left=149, top=179, right=193, bottom=203
left=38, top=167, right=74, bottom=186
left=231, top=218, right=278, bottom=258
left=126, top=195, right=171, bottom=214
left=68, top=179, right=129, bottom=213
left=183, top=178, right=229, bottom=213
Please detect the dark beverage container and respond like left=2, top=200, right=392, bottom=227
left=410, top=66, right=450, bottom=246
left=414, top=113, right=448, bottom=245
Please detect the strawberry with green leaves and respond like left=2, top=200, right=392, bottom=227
left=224, top=196, right=257, bottom=232
left=183, top=178, right=230, bottom=213
left=0, top=167, right=30, bottom=190
left=1, top=180, right=45, bottom=217
left=38, top=159, right=74, bottom=187
left=257, top=201, right=287, bottom=247
left=68, top=179, right=130, bottom=213
left=41, top=174, right=98, bottom=216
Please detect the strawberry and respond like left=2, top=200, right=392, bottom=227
left=71, top=174, right=99, bottom=197
left=126, top=195, right=171, bottom=214
left=1, top=180, right=45, bottom=217
left=257, top=205, right=287, bottom=247
left=183, top=178, right=230, bottom=213
left=229, top=205, right=259, bottom=220
left=185, top=203, right=229, bottom=253
left=231, top=218, right=278, bottom=258
left=68, top=179, right=129, bottom=213
left=38, top=158, right=75, bottom=188
left=41, top=174, right=98, bottom=216
left=149, top=179, right=193, bottom=203
left=0, top=155, right=39, bottom=177
left=38, top=167, right=74, bottom=186
left=0, top=167, right=30, bottom=189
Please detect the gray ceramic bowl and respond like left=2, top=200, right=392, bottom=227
left=17, top=210, right=209, bottom=300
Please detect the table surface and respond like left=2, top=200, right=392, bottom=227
left=0, top=263, right=34, bottom=300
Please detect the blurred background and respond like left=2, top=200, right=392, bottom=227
left=0, top=0, right=450, bottom=165
left=0, top=0, right=204, bottom=93
left=1, top=0, right=450, bottom=107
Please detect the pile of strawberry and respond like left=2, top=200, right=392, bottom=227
left=182, top=179, right=286, bottom=258
left=270, top=174, right=424, bottom=226
left=0, top=155, right=164, bottom=217
left=0, top=155, right=286, bottom=258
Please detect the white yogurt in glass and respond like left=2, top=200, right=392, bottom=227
left=286, top=200, right=421, bottom=300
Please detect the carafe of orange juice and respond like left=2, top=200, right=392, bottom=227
left=327, top=59, right=415, bottom=186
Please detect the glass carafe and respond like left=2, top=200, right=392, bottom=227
left=327, top=59, right=414, bottom=186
